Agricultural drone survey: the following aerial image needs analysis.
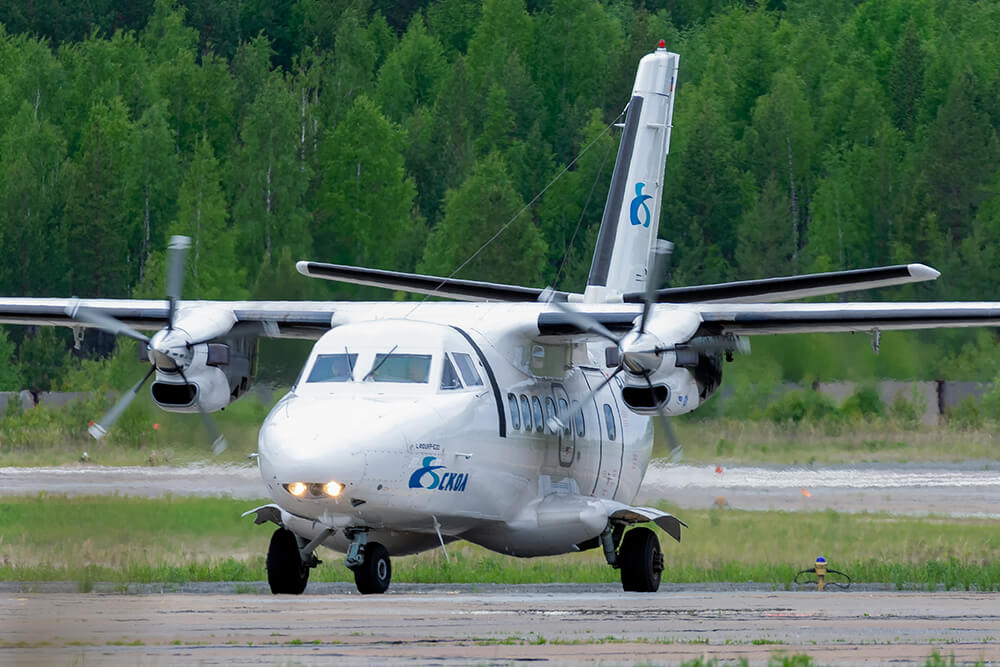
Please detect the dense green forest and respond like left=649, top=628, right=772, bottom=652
left=1, top=0, right=999, bottom=390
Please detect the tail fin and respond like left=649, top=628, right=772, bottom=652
left=586, top=43, right=679, bottom=302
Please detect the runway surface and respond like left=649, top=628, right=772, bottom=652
left=4, top=461, right=999, bottom=516
left=3, top=587, right=998, bottom=665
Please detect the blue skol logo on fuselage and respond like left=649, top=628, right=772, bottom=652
left=630, top=182, right=652, bottom=227
left=408, top=456, right=469, bottom=492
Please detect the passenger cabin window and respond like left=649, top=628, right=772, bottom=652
left=531, top=397, right=544, bottom=432
left=572, top=401, right=585, bottom=437
left=454, top=353, right=484, bottom=386
left=557, top=398, right=570, bottom=436
left=508, top=393, right=521, bottom=430
left=544, top=397, right=556, bottom=433
left=603, top=403, right=616, bottom=441
left=307, top=353, right=358, bottom=383
left=441, top=356, right=463, bottom=390
left=519, top=395, right=532, bottom=431
left=368, top=354, right=432, bottom=383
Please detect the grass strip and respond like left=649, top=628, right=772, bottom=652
left=0, top=494, right=997, bottom=589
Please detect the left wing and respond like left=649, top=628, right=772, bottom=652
left=0, top=298, right=338, bottom=339
left=536, top=302, right=1000, bottom=338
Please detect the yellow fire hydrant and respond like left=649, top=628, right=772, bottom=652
left=815, top=556, right=828, bottom=592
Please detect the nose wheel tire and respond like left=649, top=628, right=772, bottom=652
left=353, top=542, right=392, bottom=594
left=619, top=527, right=663, bottom=592
left=266, top=527, right=309, bottom=595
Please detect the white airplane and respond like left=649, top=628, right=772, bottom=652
left=3, top=42, right=999, bottom=594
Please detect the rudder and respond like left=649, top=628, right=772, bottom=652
left=586, top=43, right=679, bottom=302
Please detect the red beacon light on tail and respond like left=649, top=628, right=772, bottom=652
left=658, top=39, right=666, bottom=49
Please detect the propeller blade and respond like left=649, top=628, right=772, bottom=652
left=178, top=368, right=227, bottom=454
left=88, top=366, right=156, bottom=439
left=166, top=235, right=191, bottom=329
left=644, top=374, right=683, bottom=463
left=65, top=302, right=150, bottom=344
left=543, top=289, right=621, bottom=346
left=638, top=240, right=674, bottom=334
left=546, top=367, right=623, bottom=433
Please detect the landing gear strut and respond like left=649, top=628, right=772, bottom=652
left=345, top=529, right=392, bottom=594
left=601, top=524, right=664, bottom=593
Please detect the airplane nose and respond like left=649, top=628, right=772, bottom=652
left=257, top=395, right=409, bottom=492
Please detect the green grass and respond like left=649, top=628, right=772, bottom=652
left=0, top=391, right=276, bottom=466
left=1, top=494, right=998, bottom=589
left=662, top=418, right=1000, bottom=465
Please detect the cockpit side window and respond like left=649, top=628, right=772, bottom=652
left=368, top=354, right=432, bottom=383
left=453, top=352, right=484, bottom=386
left=441, top=356, right=463, bottom=390
left=306, top=353, right=358, bottom=383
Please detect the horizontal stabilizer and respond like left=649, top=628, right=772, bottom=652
left=297, top=260, right=569, bottom=302
left=624, top=264, right=940, bottom=304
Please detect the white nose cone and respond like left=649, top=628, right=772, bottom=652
left=258, top=395, right=411, bottom=487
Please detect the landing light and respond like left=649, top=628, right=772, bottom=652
left=284, top=481, right=344, bottom=498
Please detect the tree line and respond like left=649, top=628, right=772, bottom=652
left=1, top=0, right=998, bottom=388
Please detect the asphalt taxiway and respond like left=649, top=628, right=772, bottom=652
left=3, top=586, right=999, bottom=665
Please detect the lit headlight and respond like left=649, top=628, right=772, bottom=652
left=284, top=481, right=344, bottom=498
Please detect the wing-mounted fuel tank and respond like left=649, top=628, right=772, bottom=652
left=146, top=306, right=258, bottom=413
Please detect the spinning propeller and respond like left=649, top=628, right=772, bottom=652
left=544, top=240, right=747, bottom=462
left=65, top=236, right=228, bottom=454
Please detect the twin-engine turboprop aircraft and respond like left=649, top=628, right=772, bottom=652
left=2, top=43, right=999, bottom=594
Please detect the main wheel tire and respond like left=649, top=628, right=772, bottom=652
left=266, top=528, right=309, bottom=595
left=353, top=542, right=392, bottom=594
left=619, top=527, right=663, bottom=593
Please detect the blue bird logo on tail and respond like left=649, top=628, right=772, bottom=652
left=630, top=182, right=652, bottom=228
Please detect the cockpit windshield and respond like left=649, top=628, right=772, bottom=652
left=306, top=353, right=357, bottom=383
left=367, top=353, right=432, bottom=383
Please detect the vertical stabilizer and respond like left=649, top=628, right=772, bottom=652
left=586, top=43, right=679, bottom=302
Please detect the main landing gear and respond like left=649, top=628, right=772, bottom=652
left=602, top=524, right=664, bottom=592
left=266, top=528, right=312, bottom=594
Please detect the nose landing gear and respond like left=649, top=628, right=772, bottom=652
left=345, top=529, right=392, bottom=594
left=352, top=542, right=392, bottom=594
left=602, top=524, right=664, bottom=593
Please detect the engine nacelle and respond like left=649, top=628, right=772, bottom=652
left=620, top=352, right=724, bottom=417
left=150, top=337, right=257, bottom=413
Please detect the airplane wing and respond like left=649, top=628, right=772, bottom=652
left=694, top=302, right=1000, bottom=335
left=0, top=298, right=338, bottom=339
left=536, top=302, right=1000, bottom=338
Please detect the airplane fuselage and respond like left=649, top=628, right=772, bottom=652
left=256, top=302, right=657, bottom=558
